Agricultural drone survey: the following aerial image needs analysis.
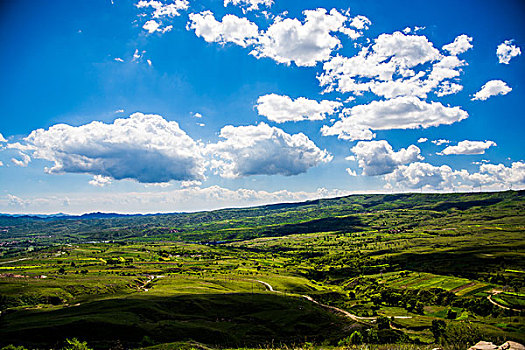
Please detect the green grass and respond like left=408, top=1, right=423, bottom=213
left=1, top=190, right=524, bottom=349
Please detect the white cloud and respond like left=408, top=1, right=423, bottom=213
left=224, top=0, right=273, bottom=11
left=7, top=194, right=27, bottom=208
left=351, top=140, right=423, bottom=176
left=439, top=140, right=496, bottom=155
left=114, top=57, right=124, bottom=62
left=372, top=31, right=441, bottom=67
left=180, top=180, right=202, bottom=188
left=187, top=8, right=370, bottom=67
left=143, top=20, right=172, bottom=34
left=472, top=80, right=512, bottom=101
left=431, top=139, right=450, bottom=145
left=318, top=32, right=470, bottom=99
left=11, top=152, right=31, bottom=167
left=478, top=162, right=525, bottom=186
left=349, top=15, right=371, bottom=30
left=136, top=0, right=185, bottom=34
left=385, top=161, right=525, bottom=191
left=193, top=112, right=203, bottom=118
left=385, top=162, right=457, bottom=190
left=255, top=93, right=342, bottom=123
left=497, top=39, right=521, bottom=64
left=442, top=34, right=473, bottom=55
left=0, top=133, right=6, bottom=143
left=89, top=175, right=112, bottom=187
left=435, top=81, right=463, bottom=97
left=207, top=122, right=332, bottom=178
left=136, top=0, right=189, bottom=18
left=187, top=11, right=259, bottom=48
left=0, top=161, right=3, bottom=166
left=417, top=137, right=428, bottom=143
left=0, top=186, right=357, bottom=215
left=16, top=113, right=206, bottom=183
left=132, top=49, right=145, bottom=62
left=319, top=31, right=442, bottom=95
left=346, top=168, right=357, bottom=176
left=321, top=96, right=468, bottom=141
left=252, top=8, right=369, bottom=67
left=115, top=109, right=125, bottom=114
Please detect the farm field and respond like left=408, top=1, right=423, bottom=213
left=0, top=191, right=524, bottom=349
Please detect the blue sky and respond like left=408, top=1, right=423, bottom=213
left=0, top=0, right=523, bottom=214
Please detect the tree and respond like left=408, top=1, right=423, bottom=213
left=447, top=308, right=458, bottom=319
left=1, top=345, right=29, bottom=350
left=376, top=315, right=390, bottom=330
left=431, top=319, right=446, bottom=342
left=349, top=330, right=364, bottom=344
left=415, top=301, right=425, bottom=315
left=442, top=322, right=482, bottom=350
left=62, top=338, right=92, bottom=350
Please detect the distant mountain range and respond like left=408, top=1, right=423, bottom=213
left=0, top=212, right=143, bottom=220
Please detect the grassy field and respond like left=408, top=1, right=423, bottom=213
left=0, top=191, right=524, bottom=349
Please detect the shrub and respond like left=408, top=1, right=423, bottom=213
left=62, top=338, right=92, bottom=350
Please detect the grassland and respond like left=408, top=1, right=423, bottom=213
left=0, top=191, right=524, bottom=349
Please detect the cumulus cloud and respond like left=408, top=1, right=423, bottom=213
left=224, top=0, right=273, bottom=11
left=255, top=93, right=342, bottom=123
left=435, top=81, right=463, bottom=97
left=187, top=11, right=259, bottom=47
left=207, top=122, right=332, bottom=178
left=253, top=8, right=370, bottom=66
left=384, top=160, right=525, bottom=191
left=253, top=7, right=345, bottom=66
left=439, top=140, right=496, bottom=155
left=417, top=137, right=428, bottom=143
left=349, top=15, right=371, bottom=30
left=351, top=140, right=423, bottom=176
left=478, top=162, right=525, bottom=186
left=318, top=32, right=470, bottom=99
left=321, top=96, right=468, bottom=141
left=15, top=113, right=206, bottom=183
left=472, top=80, right=512, bottom=101
left=431, top=139, right=450, bottom=145
left=385, top=162, right=457, bottom=190
left=136, top=0, right=188, bottom=18
left=497, top=40, right=521, bottom=64
left=0, top=133, right=6, bottom=143
left=143, top=20, right=172, bottom=34
left=319, top=31, right=442, bottom=95
left=89, top=175, right=112, bottom=187
left=11, top=153, right=31, bottom=167
left=442, top=34, right=473, bottom=56
left=187, top=8, right=370, bottom=67
left=136, top=0, right=187, bottom=33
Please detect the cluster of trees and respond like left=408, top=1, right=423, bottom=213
left=338, top=326, right=408, bottom=346
left=1, top=338, right=92, bottom=350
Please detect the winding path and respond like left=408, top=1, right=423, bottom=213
left=487, top=291, right=522, bottom=312
left=0, top=257, right=30, bottom=265
left=251, top=278, right=411, bottom=323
